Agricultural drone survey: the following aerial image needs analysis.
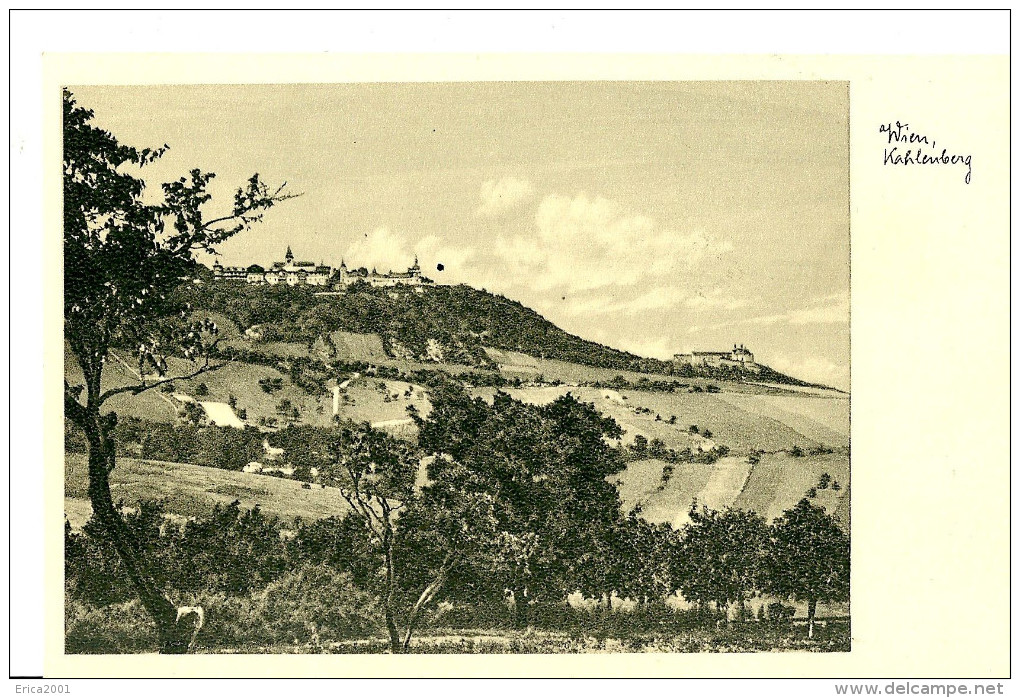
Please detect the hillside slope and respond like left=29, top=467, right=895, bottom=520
left=178, top=280, right=824, bottom=387
left=616, top=450, right=849, bottom=531
left=64, top=453, right=353, bottom=530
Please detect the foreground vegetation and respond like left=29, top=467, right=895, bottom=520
left=66, top=386, right=849, bottom=653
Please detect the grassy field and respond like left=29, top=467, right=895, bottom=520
left=484, top=346, right=812, bottom=393
left=66, top=595, right=850, bottom=654
left=617, top=450, right=850, bottom=531
left=64, top=453, right=352, bottom=529
left=473, top=384, right=849, bottom=454
left=64, top=342, right=432, bottom=433
left=197, top=623, right=851, bottom=654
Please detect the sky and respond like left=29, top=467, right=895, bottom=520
left=70, top=82, right=850, bottom=390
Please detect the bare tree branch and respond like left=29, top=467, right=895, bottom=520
left=98, top=355, right=225, bottom=406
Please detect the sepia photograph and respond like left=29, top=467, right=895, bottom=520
left=62, top=80, right=851, bottom=655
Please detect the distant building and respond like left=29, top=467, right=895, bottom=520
left=674, top=344, right=758, bottom=370
left=335, top=257, right=428, bottom=288
left=212, top=246, right=432, bottom=289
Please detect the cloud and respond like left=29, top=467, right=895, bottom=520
left=496, top=193, right=734, bottom=293
left=614, top=335, right=677, bottom=361
left=344, top=228, right=474, bottom=277
left=563, top=285, right=738, bottom=318
left=683, top=288, right=748, bottom=311
left=344, top=227, right=411, bottom=271
left=476, top=177, right=535, bottom=216
left=767, top=354, right=850, bottom=392
left=744, top=292, right=849, bottom=326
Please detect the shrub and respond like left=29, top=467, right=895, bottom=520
left=631, top=435, right=648, bottom=455
left=765, top=601, right=796, bottom=623
left=259, top=377, right=284, bottom=394
left=247, top=565, right=383, bottom=645
left=790, top=445, right=805, bottom=457
left=660, top=463, right=675, bottom=486
left=64, top=598, right=157, bottom=654
left=194, top=382, right=209, bottom=397
left=648, top=438, right=668, bottom=459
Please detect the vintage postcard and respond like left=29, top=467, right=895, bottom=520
left=40, top=52, right=1008, bottom=678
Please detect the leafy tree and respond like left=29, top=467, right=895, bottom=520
left=763, top=498, right=850, bottom=638
left=413, top=386, right=627, bottom=624
left=291, top=515, right=380, bottom=590
left=609, top=513, right=676, bottom=604
left=312, top=422, right=454, bottom=652
left=62, top=89, right=293, bottom=653
left=674, top=506, right=768, bottom=618
left=392, top=454, right=502, bottom=649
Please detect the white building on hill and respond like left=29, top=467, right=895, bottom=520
left=673, top=344, right=758, bottom=370
left=213, top=246, right=433, bottom=289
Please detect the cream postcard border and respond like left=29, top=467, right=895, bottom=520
left=43, top=53, right=1010, bottom=678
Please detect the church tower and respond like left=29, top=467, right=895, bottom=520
left=285, top=245, right=294, bottom=264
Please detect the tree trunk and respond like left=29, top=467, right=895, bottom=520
left=382, top=527, right=402, bottom=653
left=512, top=586, right=529, bottom=629
left=82, top=416, right=196, bottom=653
left=807, top=598, right=817, bottom=639
left=402, top=555, right=453, bottom=651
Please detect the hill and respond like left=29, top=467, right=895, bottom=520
left=64, top=452, right=353, bottom=530
left=178, top=280, right=825, bottom=388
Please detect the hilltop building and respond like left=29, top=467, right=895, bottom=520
left=674, top=344, right=758, bottom=370
left=212, top=246, right=432, bottom=289
left=335, top=257, right=426, bottom=288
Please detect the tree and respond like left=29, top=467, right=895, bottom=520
left=674, top=506, right=768, bottom=619
left=763, top=498, right=850, bottom=638
left=648, top=437, right=668, bottom=459
left=312, top=421, right=456, bottom=652
left=413, top=386, right=627, bottom=624
left=62, top=89, right=293, bottom=653
left=610, top=513, right=676, bottom=604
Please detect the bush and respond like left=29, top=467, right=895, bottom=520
left=247, top=565, right=383, bottom=645
left=259, top=377, right=284, bottom=394
left=765, top=601, right=796, bottom=623
left=631, top=435, right=648, bottom=455
left=64, top=598, right=157, bottom=654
